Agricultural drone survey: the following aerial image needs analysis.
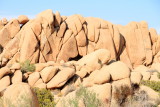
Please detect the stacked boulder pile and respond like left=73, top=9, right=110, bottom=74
left=0, top=9, right=160, bottom=107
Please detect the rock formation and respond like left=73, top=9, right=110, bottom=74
left=0, top=9, right=159, bottom=69
left=0, top=9, right=160, bottom=107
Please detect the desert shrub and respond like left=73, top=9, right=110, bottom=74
left=140, top=80, right=160, bottom=93
left=20, top=60, right=35, bottom=73
left=113, top=85, right=133, bottom=106
left=64, top=86, right=103, bottom=107
left=33, top=88, right=55, bottom=107
left=129, top=90, right=158, bottom=107
left=157, top=72, right=160, bottom=79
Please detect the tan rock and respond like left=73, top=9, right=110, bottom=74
left=46, top=61, right=55, bottom=66
left=149, top=28, right=158, bottom=44
left=82, top=70, right=99, bottom=87
left=78, top=55, right=101, bottom=73
left=54, top=11, right=62, bottom=27
left=0, top=19, right=20, bottom=47
left=123, top=22, right=147, bottom=68
left=155, top=36, right=160, bottom=55
left=85, top=17, right=95, bottom=41
left=87, top=41, right=95, bottom=54
left=61, top=84, right=76, bottom=96
left=94, top=49, right=111, bottom=64
left=76, top=29, right=87, bottom=47
left=0, top=20, right=4, bottom=30
left=134, top=65, right=151, bottom=80
left=11, top=70, right=22, bottom=84
left=130, top=71, right=142, bottom=84
left=78, top=46, right=87, bottom=56
left=77, top=49, right=110, bottom=72
left=100, top=19, right=109, bottom=29
left=2, top=18, right=8, bottom=25
left=34, top=83, right=46, bottom=89
left=119, top=47, right=133, bottom=69
left=18, top=15, right=29, bottom=24
left=51, top=31, right=63, bottom=61
left=108, top=61, right=130, bottom=81
left=0, top=76, right=10, bottom=92
left=0, top=67, right=11, bottom=79
left=56, top=90, right=76, bottom=107
left=34, top=78, right=43, bottom=86
left=151, top=63, right=160, bottom=73
left=47, top=67, right=75, bottom=88
left=34, top=78, right=47, bottom=89
left=61, top=16, right=67, bottom=21
left=35, top=63, right=46, bottom=72
left=95, top=29, right=116, bottom=60
left=113, top=26, right=121, bottom=54
left=140, top=21, right=152, bottom=66
left=1, top=36, right=20, bottom=65
left=2, top=83, right=39, bottom=107
left=40, top=66, right=58, bottom=83
left=93, top=65, right=110, bottom=84
left=31, top=20, right=42, bottom=37
left=63, top=30, right=73, bottom=44
left=22, top=73, right=29, bottom=81
left=20, top=27, right=38, bottom=62
left=88, top=83, right=111, bottom=106
left=74, top=77, right=82, bottom=87
left=66, top=15, right=84, bottom=35
left=139, top=85, right=160, bottom=105
left=76, top=67, right=88, bottom=78
left=57, top=22, right=67, bottom=38
left=10, top=63, right=21, bottom=70
left=28, top=72, right=40, bottom=86
left=150, top=72, right=160, bottom=81
left=57, top=36, right=78, bottom=62
left=37, top=9, right=54, bottom=27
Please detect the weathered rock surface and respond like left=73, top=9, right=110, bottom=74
left=40, top=66, right=58, bottom=83
left=0, top=67, right=11, bottom=79
left=130, top=71, right=142, bottom=84
left=18, top=15, right=29, bottom=24
left=47, top=67, right=75, bottom=88
left=28, top=72, right=40, bottom=86
left=107, top=61, right=130, bottom=80
left=11, top=70, right=22, bottom=84
left=0, top=76, right=10, bottom=92
left=0, top=9, right=159, bottom=69
left=2, top=83, right=39, bottom=107
left=0, top=9, right=160, bottom=107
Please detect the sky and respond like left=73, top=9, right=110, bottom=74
left=1, top=0, right=160, bottom=34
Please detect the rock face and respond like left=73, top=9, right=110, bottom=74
left=47, top=67, right=75, bottom=88
left=107, top=61, right=130, bottom=80
left=2, top=83, right=39, bottom=107
left=0, top=9, right=159, bottom=69
left=0, top=9, right=160, bottom=107
left=18, top=15, right=29, bottom=24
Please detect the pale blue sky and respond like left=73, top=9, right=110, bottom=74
left=1, top=0, right=160, bottom=33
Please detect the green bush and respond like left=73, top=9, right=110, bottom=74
left=141, top=80, right=160, bottom=93
left=64, top=86, right=103, bottom=107
left=20, top=60, right=35, bottom=73
left=33, top=88, right=55, bottom=107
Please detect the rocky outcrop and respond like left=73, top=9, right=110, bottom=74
left=1, top=83, right=39, bottom=107
left=0, top=9, right=160, bottom=69
left=0, top=9, right=160, bottom=107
